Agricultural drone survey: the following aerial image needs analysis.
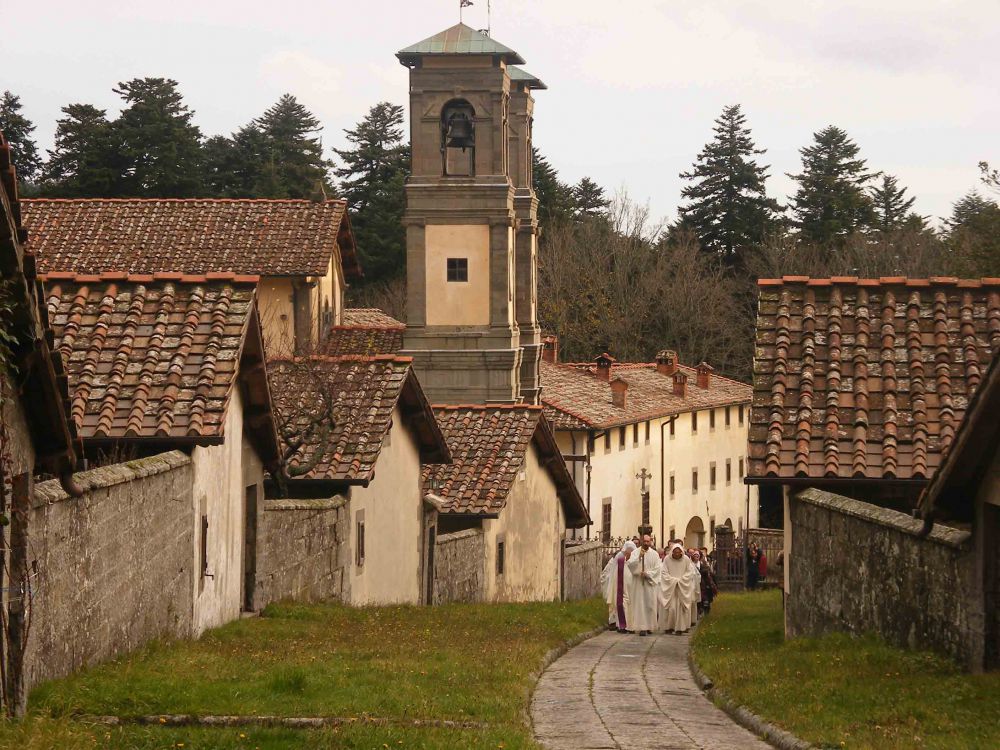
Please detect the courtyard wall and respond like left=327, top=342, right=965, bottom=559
left=562, top=540, right=603, bottom=600
left=433, top=528, right=485, bottom=604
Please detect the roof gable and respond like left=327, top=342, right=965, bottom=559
left=397, top=23, right=525, bottom=65
left=23, top=198, right=360, bottom=279
left=750, top=277, right=1000, bottom=482
left=323, top=308, right=405, bottom=357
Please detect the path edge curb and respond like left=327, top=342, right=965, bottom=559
left=525, top=623, right=606, bottom=738
left=687, top=648, right=815, bottom=750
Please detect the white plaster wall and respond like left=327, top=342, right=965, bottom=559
left=482, top=442, right=566, bottom=602
left=347, top=406, right=425, bottom=605
left=557, top=404, right=758, bottom=549
left=258, top=278, right=296, bottom=358
left=424, top=224, right=491, bottom=326
left=191, top=390, right=265, bottom=634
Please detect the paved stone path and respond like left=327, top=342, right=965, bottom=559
left=532, top=630, right=773, bottom=750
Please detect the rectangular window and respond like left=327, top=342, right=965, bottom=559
left=670, top=419, right=676, bottom=438
left=692, top=412, right=698, bottom=434
left=497, top=539, right=506, bottom=576
left=709, top=409, right=716, bottom=430
left=739, top=404, right=745, bottom=425
left=739, top=457, right=744, bottom=477
left=641, top=492, right=650, bottom=525
left=446, top=257, right=469, bottom=282
left=604, top=431, right=611, bottom=453
left=618, top=427, right=625, bottom=450
left=725, top=406, right=731, bottom=427
left=726, top=458, right=732, bottom=485
left=692, top=468, right=699, bottom=493
left=602, top=498, right=612, bottom=542
left=644, top=421, right=650, bottom=444
left=669, top=472, right=675, bottom=497
left=669, top=526, right=676, bottom=542
left=200, top=514, right=209, bottom=582
left=356, top=519, right=366, bottom=567
left=633, top=422, right=639, bottom=446
left=710, top=462, right=717, bottom=490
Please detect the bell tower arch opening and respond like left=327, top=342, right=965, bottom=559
left=441, top=99, right=476, bottom=177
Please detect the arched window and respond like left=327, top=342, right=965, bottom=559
left=441, top=99, right=475, bottom=176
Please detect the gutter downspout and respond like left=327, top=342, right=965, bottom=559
left=659, top=416, right=677, bottom=544
left=585, top=430, right=594, bottom=541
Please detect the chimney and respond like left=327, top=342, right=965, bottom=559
left=594, top=352, right=616, bottom=381
left=542, top=334, right=559, bottom=364
left=696, top=361, right=713, bottom=389
left=673, top=370, right=688, bottom=397
left=610, top=377, right=628, bottom=408
left=656, top=349, right=678, bottom=376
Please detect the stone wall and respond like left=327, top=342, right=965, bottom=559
left=433, top=528, right=485, bottom=604
left=789, top=488, right=976, bottom=666
left=563, top=540, right=603, bottom=600
left=24, top=451, right=194, bottom=691
left=254, top=497, right=350, bottom=609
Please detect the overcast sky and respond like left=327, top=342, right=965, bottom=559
left=3, top=1, right=997, bottom=224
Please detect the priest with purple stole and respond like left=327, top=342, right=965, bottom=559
left=601, top=541, right=635, bottom=632
left=626, top=534, right=661, bottom=636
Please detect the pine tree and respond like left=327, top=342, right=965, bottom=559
left=869, top=174, right=916, bottom=232
left=112, top=78, right=204, bottom=196
left=788, top=126, right=876, bottom=246
left=532, top=147, right=573, bottom=222
left=334, top=102, right=409, bottom=282
left=203, top=125, right=269, bottom=198
left=254, top=94, right=331, bottom=198
left=945, top=191, right=1000, bottom=275
left=0, top=91, right=42, bottom=182
left=571, top=177, right=610, bottom=219
left=678, top=104, right=781, bottom=263
left=41, top=103, right=124, bottom=196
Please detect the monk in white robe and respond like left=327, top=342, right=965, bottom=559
left=660, top=544, right=700, bottom=634
left=600, top=541, right=635, bottom=632
left=626, top=535, right=661, bottom=635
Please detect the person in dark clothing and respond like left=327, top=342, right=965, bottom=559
left=746, top=542, right=762, bottom=591
left=691, top=550, right=717, bottom=615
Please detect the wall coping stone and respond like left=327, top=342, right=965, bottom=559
left=564, top=539, right=603, bottom=557
left=795, top=488, right=971, bottom=549
left=436, top=528, right=484, bottom=544
left=32, top=450, right=191, bottom=509
left=264, top=496, right=348, bottom=512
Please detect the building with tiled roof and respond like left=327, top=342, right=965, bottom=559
left=43, top=270, right=280, bottom=633
left=22, top=198, right=362, bottom=357
left=0, top=130, right=80, bottom=494
left=748, top=276, right=1000, bottom=509
left=322, top=307, right=405, bottom=356
left=267, top=354, right=450, bottom=605
left=423, top=404, right=589, bottom=602
left=540, top=344, right=757, bottom=548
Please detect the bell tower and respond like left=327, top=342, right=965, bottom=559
left=397, top=24, right=543, bottom=405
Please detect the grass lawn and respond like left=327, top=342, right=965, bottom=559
left=692, top=589, right=1000, bottom=750
left=0, top=598, right=604, bottom=749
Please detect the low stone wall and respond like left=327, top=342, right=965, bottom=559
left=563, top=540, right=603, bottom=600
left=433, top=528, right=485, bottom=604
left=255, top=497, right=350, bottom=609
left=789, top=488, right=976, bottom=667
left=25, top=451, right=194, bottom=691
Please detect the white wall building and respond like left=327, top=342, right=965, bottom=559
left=541, top=345, right=758, bottom=549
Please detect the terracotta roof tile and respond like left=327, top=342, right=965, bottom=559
left=749, top=278, right=1000, bottom=481
left=322, top=308, right=405, bottom=356
left=540, top=359, right=752, bottom=430
left=23, top=198, right=360, bottom=278
left=268, top=355, right=446, bottom=483
left=45, top=274, right=258, bottom=441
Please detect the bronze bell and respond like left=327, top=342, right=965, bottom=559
left=446, top=113, right=474, bottom=151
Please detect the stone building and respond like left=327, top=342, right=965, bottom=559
left=424, top=404, right=590, bottom=602
left=22, top=198, right=362, bottom=356
left=42, top=271, right=281, bottom=633
left=396, top=24, right=544, bottom=404
left=540, top=346, right=757, bottom=546
left=266, top=354, right=451, bottom=606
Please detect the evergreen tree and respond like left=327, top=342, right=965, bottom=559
left=334, top=102, right=409, bottom=282
left=571, top=177, right=610, bottom=219
left=0, top=91, right=42, bottom=181
left=41, top=103, right=123, bottom=196
left=788, top=125, right=876, bottom=246
left=869, top=174, right=916, bottom=232
left=254, top=94, right=331, bottom=198
left=678, top=104, right=781, bottom=263
left=203, top=125, right=268, bottom=198
left=112, top=78, right=204, bottom=196
left=945, top=191, right=1000, bottom=275
left=532, top=147, right=573, bottom=222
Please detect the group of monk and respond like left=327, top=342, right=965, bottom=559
left=600, top=533, right=718, bottom=636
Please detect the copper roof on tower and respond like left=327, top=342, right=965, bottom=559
left=397, top=23, right=525, bottom=65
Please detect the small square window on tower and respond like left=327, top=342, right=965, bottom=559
left=446, top=257, right=469, bottom=282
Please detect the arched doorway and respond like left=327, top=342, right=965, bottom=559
left=684, top=516, right=705, bottom=549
